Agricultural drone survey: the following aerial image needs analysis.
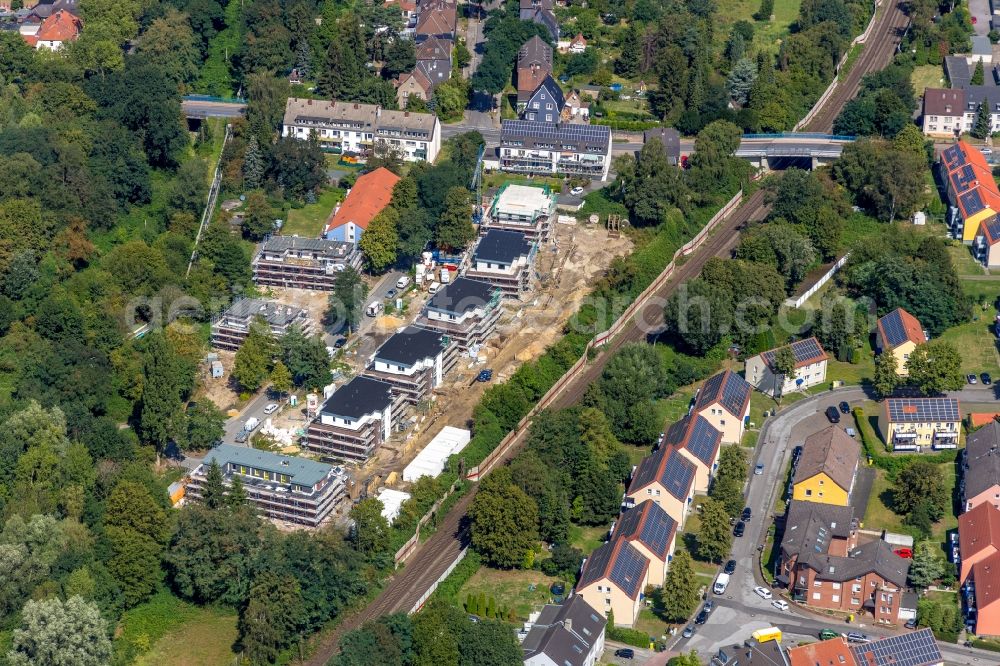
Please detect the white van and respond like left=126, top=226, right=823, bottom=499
left=396, top=275, right=411, bottom=290
left=366, top=301, right=384, bottom=317
left=713, top=573, right=730, bottom=595
left=427, top=281, right=441, bottom=295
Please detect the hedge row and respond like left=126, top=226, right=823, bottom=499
left=607, top=624, right=652, bottom=648
left=851, top=407, right=959, bottom=475
left=592, top=118, right=663, bottom=131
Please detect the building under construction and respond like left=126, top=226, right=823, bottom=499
left=303, top=376, right=395, bottom=463
left=483, top=183, right=555, bottom=242
left=414, top=277, right=502, bottom=351
left=252, top=236, right=362, bottom=291
left=463, top=228, right=536, bottom=298
left=362, top=326, right=458, bottom=405
left=211, top=298, right=313, bottom=351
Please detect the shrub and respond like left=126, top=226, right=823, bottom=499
left=607, top=624, right=651, bottom=647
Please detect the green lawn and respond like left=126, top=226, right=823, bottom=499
left=677, top=497, right=727, bottom=579
left=948, top=244, right=987, bottom=277
left=653, top=389, right=695, bottom=428
left=483, top=172, right=564, bottom=192
left=938, top=318, right=1000, bottom=376
left=862, top=465, right=958, bottom=543
left=715, top=0, right=804, bottom=57
left=621, top=443, right=654, bottom=469
left=459, top=567, right=560, bottom=620
left=282, top=186, right=344, bottom=238
left=633, top=607, right=669, bottom=642
left=116, top=591, right=238, bottom=666
left=568, top=524, right=609, bottom=556
left=912, top=65, right=947, bottom=93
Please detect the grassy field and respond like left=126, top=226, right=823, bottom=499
left=912, top=65, right=947, bottom=93
left=568, top=524, right=609, bottom=556
left=677, top=497, right=727, bottom=579
left=715, top=0, right=803, bottom=56
left=654, top=389, right=695, bottom=428
left=282, top=186, right=344, bottom=237
left=116, top=591, right=238, bottom=666
left=938, top=317, right=1000, bottom=376
left=948, top=244, right=986, bottom=277
left=634, top=607, right=669, bottom=641
left=459, top=567, right=560, bottom=620
left=483, top=172, right=563, bottom=192
left=862, top=464, right=958, bottom=543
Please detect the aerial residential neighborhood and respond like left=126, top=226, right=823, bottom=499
left=6, top=0, right=1000, bottom=663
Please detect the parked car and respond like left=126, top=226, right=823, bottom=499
left=703, top=600, right=714, bottom=613
left=772, top=600, right=789, bottom=611
left=754, top=586, right=772, bottom=600
left=333, top=337, right=347, bottom=349
left=385, top=288, right=398, bottom=299
left=982, top=373, right=993, bottom=385
left=682, top=625, right=695, bottom=638
left=847, top=633, right=871, bottom=644
left=904, top=618, right=918, bottom=629
left=754, top=463, right=764, bottom=475
left=839, top=401, right=850, bottom=414
left=235, top=430, right=249, bottom=443
left=825, top=406, right=841, bottom=423
left=263, top=403, right=278, bottom=415
left=476, top=369, right=494, bottom=382
left=614, top=648, right=635, bottom=659
left=819, top=629, right=841, bottom=640
left=695, top=609, right=709, bottom=624
left=724, top=559, right=736, bottom=574
left=733, top=521, right=746, bottom=537
left=968, top=374, right=978, bottom=384
left=741, top=507, right=752, bottom=521
left=570, top=186, right=585, bottom=196
left=792, top=445, right=803, bottom=460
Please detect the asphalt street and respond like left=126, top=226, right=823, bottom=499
left=669, top=384, right=1000, bottom=665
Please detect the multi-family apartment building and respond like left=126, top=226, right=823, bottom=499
left=517, top=36, right=553, bottom=108
left=522, top=75, right=564, bottom=124
left=937, top=141, right=1000, bottom=243
left=500, top=120, right=613, bottom=181
left=303, top=376, right=395, bottom=463
left=521, top=596, right=607, bottom=666
left=211, top=299, right=313, bottom=352
left=362, top=326, right=457, bottom=405
left=188, top=444, right=347, bottom=527
left=464, top=228, right=536, bottom=297
left=611, top=499, right=678, bottom=587
left=878, top=397, right=961, bottom=452
left=624, top=445, right=696, bottom=529
left=282, top=97, right=441, bottom=163
left=414, top=277, right=502, bottom=350
left=777, top=500, right=910, bottom=624
left=744, top=337, right=828, bottom=398
left=791, top=426, right=860, bottom=507
left=519, top=0, right=558, bottom=40
left=575, top=537, right=649, bottom=627
left=663, top=414, right=722, bottom=495
left=252, top=236, right=361, bottom=291
left=484, top=183, right=556, bottom=242
left=963, top=420, right=1000, bottom=512
left=922, top=86, right=1000, bottom=137
left=959, top=501, right=1000, bottom=636
left=414, top=0, right=456, bottom=42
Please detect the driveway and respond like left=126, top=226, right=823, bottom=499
left=969, top=0, right=990, bottom=36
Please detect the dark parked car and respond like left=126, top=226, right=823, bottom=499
left=724, top=559, right=736, bottom=574
left=615, top=648, right=635, bottom=659
left=825, top=406, right=840, bottom=423
left=839, top=401, right=850, bottom=414
left=982, top=373, right=992, bottom=385
left=550, top=583, right=565, bottom=596
left=733, top=521, right=745, bottom=537
left=333, top=337, right=347, bottom=349
left=476, top=369, right=493, bottom=382
left=792, top=445, right=803, bottom=460
left=741, top=507, right=752, bottom=522
left=695, top=609, right=709, bottom=624
left=904, top=618, right=917, bottom=629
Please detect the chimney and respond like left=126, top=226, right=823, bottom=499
left=564, top=618, right=572, bottom=633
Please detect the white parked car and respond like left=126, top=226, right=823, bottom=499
left=570, top=186, right=585, bottom=196
left=263, top=403, right=278, bottom=415
left=771, top=599, right=788, bottom=611
left=754, top=586, right=772, bottom=600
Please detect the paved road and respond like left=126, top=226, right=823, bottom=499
left=969, top=0, right=991, bottom=36
left=672, top=384, right=1000, bottom=665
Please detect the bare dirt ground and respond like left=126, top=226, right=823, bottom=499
left=358, top=220, right=633, bottom=492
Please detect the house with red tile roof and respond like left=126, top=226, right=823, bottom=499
left=959, top=500, right=1000, bottom=583
left=692, top=370, right=752, bottom=444
left=968, top=550, right=1000, bottom=637
left=875, top=308, right=926, bottom=376
left=324, top=167, right=400, bottom=244
left=938, top=141, right=1000, bottom=243
left=611, top=499, right=677, bottom=586
left=29, top=8, right=80, bottom=50
left=745, top=337, right=828, bottom=398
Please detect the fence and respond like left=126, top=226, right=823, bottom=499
left=410, top=548, right=468, bottom=613
left=182, top=94, right=247, bottom=105
left=465, top=188, right=745, bottom=481
left=783, top=253, right=851, bottom=308
left=186, top=123, right=232, bottom=277
left=794, top=0, right=881, bottom=131
left=393, top=479, right=461, bottom=565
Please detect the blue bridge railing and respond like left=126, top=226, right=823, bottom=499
left=741, top=133, right=856, bottom=141
left=182, top=94, right=247, bottom=104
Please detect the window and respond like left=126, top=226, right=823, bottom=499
left=852, top=598, right=861, bottom=605
left=805, top=489, right=813, bottom=496
left=832, top=595, right=840, bottom=603
left=832, top=583, right=841, bottom=590
left=814, top=581, right=822, bottom=587
left=813, top=592, right=821, bottom=600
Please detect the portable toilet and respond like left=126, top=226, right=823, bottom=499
left=210, top=360, right=224, bottom=378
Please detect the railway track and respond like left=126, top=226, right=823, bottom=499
left=303, top=7, right=911, bottom=662
left=801, top=0, right=909, bottom=133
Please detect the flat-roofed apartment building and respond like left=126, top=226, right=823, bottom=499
left=362, top=326, right=457, bottom=405
left=414, top=277, right=502, bottom=351
left=464, top=228, right=536, bottom=297
left=211, top=298, right=313, bottom=351
left=500, top=119, right=613, bottom=181
left=484, top=183, right=556, bottom=242
left=304, top=376, right=395, bottom=463
left=188, top=444, right=347, bottom=527
left=878, top=397, right=961, bottom=452
left=252, top=236, right=361, bottom=291
left=282, top=97, right=442, bottom=163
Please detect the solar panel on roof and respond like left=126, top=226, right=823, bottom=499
left=660, top=451, right=694, bottom=499
left=961, top=188, right=987, bottom=216
left=685, top=417, right=721, bottom=464
left=720, top=373, right=750, bottom=417
left=608, top=542, right=646, bottom=597
left=849, top=628, right=941, bottom=666
left=638, top=506, right=677, bottom=556
left=985, top=215, right=1000, bottom=243
left=954, top=163, right=978, bottom=191
left=887, top=398, right=960, bottom=422
left=943, top=144, right=966, bottom=169
left=793, top=338, right=822, bottom=363
left=880, top=310, right=908, bottom=348
left=501, top=119, right=611, bottom=142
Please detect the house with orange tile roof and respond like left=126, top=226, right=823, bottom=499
left=29, top=8, right=80, bottom=50
left=967, top=550, right=1000, bottom=637
left=324, top=167, right=400, bottom=244
left=938, top=141, right=1000, bottom=243
left=786, top=636, right=854, bottom=666
left=874, top=308, right=926, bottom=376
left=969, top=412, right=1000, bottom=429
left=958, top=501, right=1000, bottom=583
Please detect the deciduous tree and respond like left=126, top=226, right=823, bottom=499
left=435, top=187, right=475, bottom=252
left=359, top=207, right=399, bottom=272
left=232, top=320, right=277, bottom=392
left=349, top=498, right=391, bottom=557
left=872, top=350, right=900, bottom=398
left=906, top=340, right=963, bottom=395
left=697, top=498, right=733, bottom=563
left=469, top=468, right=539, bottom=569
left=893, top=460, right=948, bottom=521
left=7, top=596, right=111, bottom=666
left=661, top=550, right=699, bottom=621
left=327, top=267, right=369, bottom=334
